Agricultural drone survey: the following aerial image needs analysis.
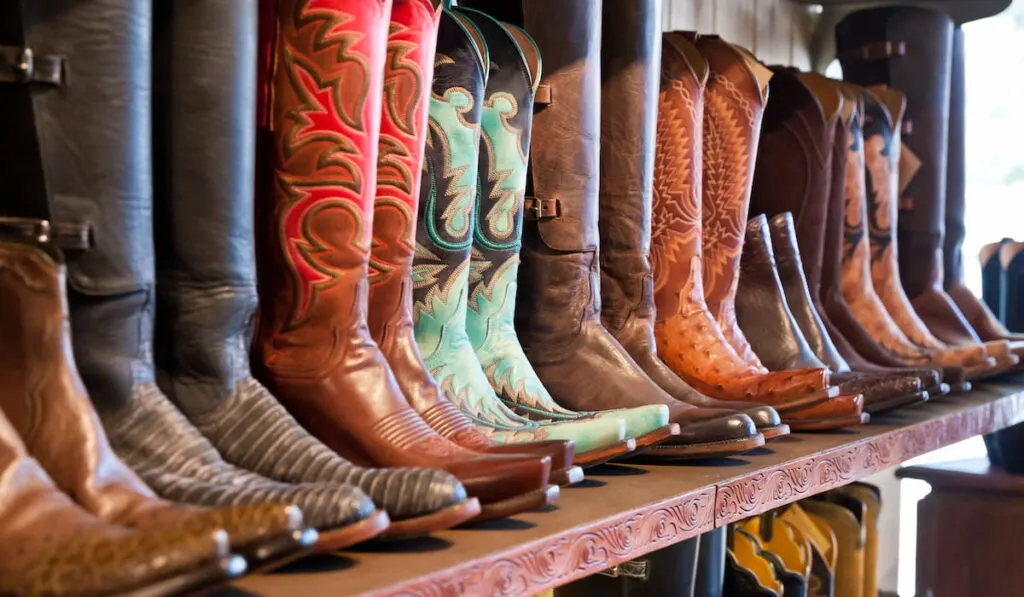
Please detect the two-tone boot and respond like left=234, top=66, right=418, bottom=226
left=837, top=6, right=1012, bottom=375
left=748, top=67, right=928, bottom=413
left=0, top=0, right=392, bottom=549
left=0, top=401, right=242, bottom=595
left=408, top=9, right=632, bottom=467
left=650, top=32, right=833, bottom=413
left=365, top=0, right=572, bottom=514
left=453, top=7, right=690, bottom=457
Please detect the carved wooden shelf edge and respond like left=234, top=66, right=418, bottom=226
left=361, top=488, right=716, bottom=597
left=714, top=391, right=1024, bottom=526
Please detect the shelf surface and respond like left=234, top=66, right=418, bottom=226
left=230, top=383, right=1024, bottom=597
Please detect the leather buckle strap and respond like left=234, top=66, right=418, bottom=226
left=901, top=119, right=913, bottom=135
left=53, top=222, right=93, bottom=251
left=838, top=41, right=906, bottom=62
left=0, top=46, right=65, bottom=86
left=534, top=84, right=552, bottom=106
left=524, top=196, right=561, bottom=221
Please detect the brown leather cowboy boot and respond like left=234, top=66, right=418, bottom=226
left=0, top=404, right=240, bottom=595
left=0, top=219, right=327, bottom=564
left=455, top=1, right=762, bottom=455
left=596, top=0, right=766, bottom=456
left=651, top=32, right=831, bottom=411
left=253, top=0, right=497, bottom=534
left=366, top=0, right=569, bottom=508
left=748, top=68, right=927, bottom=412
left=943, top=29, right=1024, bottom=344
left=859, top=86, right=1018, bottom=376
left=836, top=7, right=1012, bottom=376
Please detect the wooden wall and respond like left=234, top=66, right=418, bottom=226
left=662, top=0, right=815, bottom=70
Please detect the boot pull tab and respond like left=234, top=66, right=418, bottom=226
left=0, top=46, right=65, bottom=87
left=837, top=40, right=907, bottom=63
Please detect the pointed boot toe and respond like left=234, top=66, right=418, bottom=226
left=445, top=456, right=551, bottom=506
left=540, top=417, right=630, bottom=459
left=594, top=404, right=671, bottom=442
left=744, top=405, right=789, bottom=439
left=658, top=413, right=765, bottom=459
left=478, top=439, right=576, bottom=475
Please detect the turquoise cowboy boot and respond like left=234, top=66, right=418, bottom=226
left=411, top=9, right=631, bottom=463
left=455, top=9, right=671, bottom=446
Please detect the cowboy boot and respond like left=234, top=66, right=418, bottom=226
left=859, top=86, right=1016, bottom=375
left=695, top=528, right=727, bottom=597
left=0, top=219, right=325, bottom=571
left=408, top=9, right=630, bottom=466
left=651, top=32, right=832, bottom=411
left=944, top=29, right=1024, bottom=343
left=0, top=403, right=241, bottom=595
left=981, top=240, right=1012, bottom=326
left=748, top=68, right=927, bottom=410
left=555, top=538, right=700, bottom=597
left=600, top=26, right=784, bottom=442
left=813, top=101, right=957, bottom=393
left=837, top=8, right=1004, bottom=365
left=1002, top=242, right=1024, bottom=333
left=363, top=0, right=568, bottom=515
left=454, top=8, right=688, bottom=457
left=594, top=0, right=765, bottom=456
left=0, top=0, right=391, bottom=547
left=739, top=216, right=913, bottom=419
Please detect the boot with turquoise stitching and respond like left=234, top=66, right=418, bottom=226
left=456, top=10, right=669, bottom=442
left=411, top=9, right=626, bottom=455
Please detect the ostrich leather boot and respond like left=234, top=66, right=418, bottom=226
left=748, top=69, right=926, bottom=410
left=452, top=3, right=762, bottom=453
left=814, top=107, right=955, bottom=393
left=0, top=403, right=240, bottom=596
left=837, top=8, right=1008, bottom=372
left=859, top=87, right=1017, bottom=375
left=0, top=0, right=396, bottom=547
left=0, top=221, right=324, bottom=571
left=650, top=32, right=831, bottom=411
left=739, top=216, right=923, bottom=420
left=408, top=10, right=631, bottom=468
left=594, top=0, right=763, bottom=457
left=360, top=1, right=579, bottom=483
left=944, top=29, right=1024, bottom=343
left=455, top=8, right=689, bottom=457
left=358, top=0, right=569, bottom=516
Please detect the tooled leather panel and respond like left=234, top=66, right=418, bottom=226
left=838, top=109, right=930, bottom=362
left=696, top=38, right=767, bottom=368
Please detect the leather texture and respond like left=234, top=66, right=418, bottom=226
left=0, top=228, right=335, bottom=556
left=803, top=498, right=865, bottom=597
left=1003, top=243, right=1024, bottom=334
left=554, top=537, right=699, bottom=597
left=408, top=9, right=626, bottom=454
left=0, top=398, right=230, bottom=595
left=695, top=527, right=727, bottom=597
left=651, top=32, right=829, bottom=407
left=454, top=8, right=669, bottom=442
left=594, top=0, right=759, bottom=446
left=15, top=0, right=390, bottom=529
left=254, top=0, right=477, bottom=521
left=767, top=214, right=925, bottom=411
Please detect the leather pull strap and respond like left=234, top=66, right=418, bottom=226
left=524, top=196, right=561, bottom=221
left=534, top=83, right=552, bottom=106
left=53, top=221, right=93, bottom=251
left=838, top=41, right=906, bottom=62
left=0, top=45, right=65, bottom=86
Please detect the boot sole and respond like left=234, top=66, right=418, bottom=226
left=128, top=555, right=246, bottom=597
left=631, top=424, right=680, bottom=450
left=864, top=390, right=930, bottom=415
left=573, top=438, right=638, bottom=468
left=239, top=528, right=319, bottom=576
left=760, top=424, right=790, bottom=441
left=466, top=485, right=560, bottom=524
left=623, top=433, right=766, bottom=461
left=770, top=387, right=841, bottom=413
left=786, top=413, right=871, bottom=432
left=314, top=509, right=391, bottom=552
left=375, top=498, right=482, bottom=541
left=550, top=465, right=585, bottom=486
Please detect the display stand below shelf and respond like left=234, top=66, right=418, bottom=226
left=229, top=383, right=1024, bottom=597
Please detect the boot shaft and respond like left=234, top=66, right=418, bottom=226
left=945, top=26, right=967, bottom=287
left=598, top=0, right=662, bottom=337
left=152, top=0, right=260, bottom=414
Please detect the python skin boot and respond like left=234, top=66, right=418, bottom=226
left=409, top=9, right=631, bottom=465
left=0, top=0, right=391, bottom=548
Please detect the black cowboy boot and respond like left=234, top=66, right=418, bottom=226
left=555, top=538, right=700, bottom=597
left=0, top=0, right=391, bottom=545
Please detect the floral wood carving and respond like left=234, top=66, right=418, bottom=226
left=366, top=488, right=716, bottom=597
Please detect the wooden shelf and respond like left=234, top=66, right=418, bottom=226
left=230, top=384, right=1024, bottom=597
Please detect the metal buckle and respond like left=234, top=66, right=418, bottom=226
left=0, top=45, right=64, bottom=86
left=524, top=197, right=561, bottom=221
left=599, top=560, right=651, bottom=581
